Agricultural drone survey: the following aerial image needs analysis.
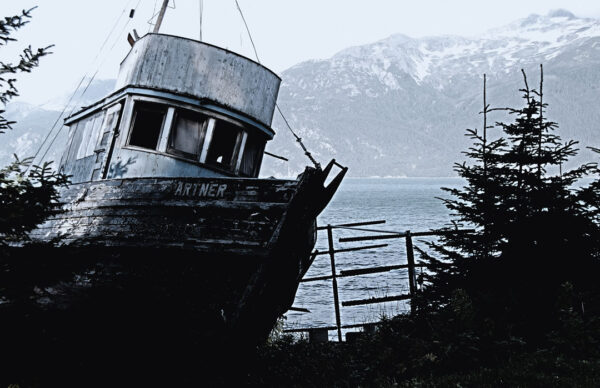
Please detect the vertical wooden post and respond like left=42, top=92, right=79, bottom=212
left=405, top=230, right=417, bottom=314
left=327, top=224, right=343, bottom=342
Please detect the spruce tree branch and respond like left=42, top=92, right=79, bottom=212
left=0, top=7, right=36, bottom=46
left=0, top=12, right=52, bottom=129
left=521, top=69, right=530, bottom=105
left=537, top=64, right=544, bottom=179
left=0, top=45, right=54, bottom=77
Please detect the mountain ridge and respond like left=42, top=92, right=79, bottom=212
left=261, top=10, right=600, bottom=177
left=2, top=11, right=600, bottom=177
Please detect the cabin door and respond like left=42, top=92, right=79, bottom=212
left=91, top=103, right=123, bottom=181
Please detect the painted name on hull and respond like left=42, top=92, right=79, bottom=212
left=174, top=182, right=227, bottom=198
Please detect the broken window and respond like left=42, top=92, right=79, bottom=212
left=128, top=102, right=166, bottom=150
left=168, top=109, right=207, bottom=159
left=205, top=120, right=242, bottom=170
left=239, top=135, right=265, bottom=177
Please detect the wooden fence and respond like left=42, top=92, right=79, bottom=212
left=284, top=220, right=473, bottom=342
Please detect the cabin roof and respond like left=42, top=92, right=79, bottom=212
left=120, top=33, right=281, bottom=82
left=114, top=33, right=281, bottom=127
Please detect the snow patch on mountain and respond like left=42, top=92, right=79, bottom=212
left=3, top=11, right=600, bottom=178
left=294, top=10, right=600, bottom=88
left=262, top=10, right=600, bottom=177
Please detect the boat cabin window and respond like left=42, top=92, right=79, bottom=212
left=128, top=101, right=167, bottom=150
left=125, top=100, right=266, bottom=176
left=205, top=120, right=242, bottom=170
left=168, top=109, right=208, bottom=159
left=239, top=135, right=265, bottom=177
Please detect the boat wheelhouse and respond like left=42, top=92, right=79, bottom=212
left=60, top=33, right=281, bottom=183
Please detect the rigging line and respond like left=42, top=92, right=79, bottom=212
left=26, top=76, right=86, bottom=171
left=27, top=0, right=133, bottom=113
left=234, top=0, right=260, bottom=62
left=72, top=0, right=142, bottom=115
left=70, top=0, right=143, bottom=110
left=67, top=0, right=139, bottom=117
left=69, top=0, right=139, bottom=111
left=234, top=0, right=320, bottom=169
left=38, top=0, right=143, bottom=165
left=71, top=70, right=100, bottom=112
left=148, top=0, right=173, bottom=31
left=68, top=0, right=140, bottom=115
left=275, top=104, right=320, bottom=169
left=38, top=70, right=99, bottom=165
left=95, top=0, right=136, bottom=63
left=27, top=0, right=136, bottom=171
left=148, top=0, right=159, bottom=31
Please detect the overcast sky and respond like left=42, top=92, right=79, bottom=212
left=3, top=0, right=600, bottom=106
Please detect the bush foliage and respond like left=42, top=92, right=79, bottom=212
left=0, top=7, right=68, bottom=245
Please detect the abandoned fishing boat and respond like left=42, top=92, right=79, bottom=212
left=26, top=1, right=346, bottom=343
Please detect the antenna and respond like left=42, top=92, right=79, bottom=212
left=199, top=0, right=203, bottom=41
left=153, top=0, right=170, bottom=33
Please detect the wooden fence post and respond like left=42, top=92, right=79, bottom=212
left=405, top=230, right=417, bottom=314
left=327, top=224, right=343, bottom=342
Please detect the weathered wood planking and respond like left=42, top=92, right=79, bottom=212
left=115, top=34, right=281, bottom=128
left=33, top=217, right=275, bottom=243
left=57, top=177, right=297, bottom=203
left=29, top=176, right=299, bottom=253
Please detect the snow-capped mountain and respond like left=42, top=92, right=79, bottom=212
left=3, top=10, right=600, bottom=177
left=262, top=9, right=600, bottom=177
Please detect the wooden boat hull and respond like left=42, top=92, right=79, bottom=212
left=25, top=162, right=346, bottom=344
left=31, top=176, right=297, bottom=252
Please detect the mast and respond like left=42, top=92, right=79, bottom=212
left=153, top=0, right=170, bottom=33
left=199, top=0, right=204, bottom=41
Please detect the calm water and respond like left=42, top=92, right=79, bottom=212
left=284, top=177, right=463, bottom=331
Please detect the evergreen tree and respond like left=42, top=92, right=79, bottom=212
left=419, top=68, right=600, bottom=337
left=579, top=146, right=600, bottom=235
left=0, top=7, right=68, bottom=243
